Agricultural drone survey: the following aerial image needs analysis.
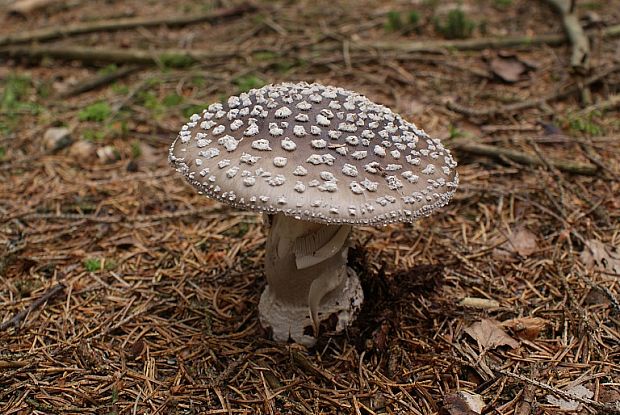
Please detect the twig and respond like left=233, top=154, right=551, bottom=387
left=0, top=283, right=66, bottom=331
left=458, top=297, right=500, bottom=309
left=0, top=3, right=257, bottom=46
left=59, top=65, right=141, bottom=98
left=290, top=350, right=337, bottom=384
left=0, top=44, right=237, bottom=67
left=447, top=64, right=620, bottom=118
left=451, top=140, right=598, bottom=176
left=493, top=367, right=620, bottom=414
left=544, top=0, right=590, bottom=72
left=578, top=272, right=620, bottom=313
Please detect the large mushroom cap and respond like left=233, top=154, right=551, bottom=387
left=169, top=82, right=458, bottom=225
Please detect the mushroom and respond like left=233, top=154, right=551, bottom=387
left=169, top=82, right=458, bottom=346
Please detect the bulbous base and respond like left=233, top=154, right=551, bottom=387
left=258, top=267, right=363, bottom=347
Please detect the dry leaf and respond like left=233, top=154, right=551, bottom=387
left=490, top=57, right=527, bottom=83
left=441, top=391, right=485, bottom=415
left=581, top=239, right=620, bottom=275
left=599, top=386, right=620, bottom=404
left=547, top=384, right=593, bottom=411
left=465, top=319, right=519, bottom=351
left=494, top=228, right=539, bottom=261
left=502, top=317, right=547, bottom=341
left=508, top=229, right=538, bottom=257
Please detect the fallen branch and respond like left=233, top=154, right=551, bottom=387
left=452, top=140, right=598, bottom=176
left=59, top=65, right=141, bottom=98
left=0, top=283, right=66, bottom=331
left=0, top=44, right=237, bottom=67
left=0, top=2, right=256, bottom=46
left=335, top=23, right=620, bottom=54
left=545, top=0, right=590, bottom=72
left=447, top=64, right=620, bottom=118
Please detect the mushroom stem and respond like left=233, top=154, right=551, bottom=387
left=259, top=213, right=363, bottom=346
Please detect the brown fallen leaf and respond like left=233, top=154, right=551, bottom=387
left=465, top=319, right=519, bottom=351
left=581, top=239, right=620, bottom=275
left=493, top=228, right=539, bottom=260
left=490, top=56, right=527, bottom=83
left=599, top=385, right=620, bottom=405
left=508, top=229, right=538, bottom=257
left=502, top=317, right=547, bottom=341
left=440, top=391, right=485, bottom=415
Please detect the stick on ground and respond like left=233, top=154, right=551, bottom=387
left=452, top=140, right=598, bottom=176
left=335, top=23, right=620, bottom=54
left=0, top=283, right=66, bottom=331
left=0, top=3, right=257, bottom=46
left=545, top=0, right=590, bottom=72
left=59, top=65, right=141, bottom=98
left=0, top=45, right=237, bottom=67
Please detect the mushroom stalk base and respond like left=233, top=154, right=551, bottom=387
left=259, top=268, right=362, bottom=346
left=259, top=214, right=363, bottom=346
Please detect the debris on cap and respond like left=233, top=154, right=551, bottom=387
left=169, top=82, right=458, bottom=225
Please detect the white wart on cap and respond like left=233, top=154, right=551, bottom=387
left=169, top=82, right=458, bottom=225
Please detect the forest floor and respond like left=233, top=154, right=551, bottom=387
left=1, top=0, right=620, bottom=414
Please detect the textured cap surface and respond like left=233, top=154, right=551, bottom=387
left=169, top=82, right=458, bottom=225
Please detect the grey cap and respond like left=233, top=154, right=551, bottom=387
left=169, top=82, right=458, bottom=225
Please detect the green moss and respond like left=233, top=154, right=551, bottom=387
left=163, top=93, right=183, bottom=107
left=385, top=10, right=420, bottom=32
left=435, top=8, right=475, bottom=39
left=79, top=102, right=111, bottom=122
left=84, top=258, right=102, bottom=272
left=494, top=0, right=513, bottom=8
left=408, top=10, right=420, bottom=26
left=448, top=124, right=464, bottom=139
left=568, top=112, right=604, bottom=136
left=83, top=129, right=106, bottom=142
left=253, top=51, right=280, bottom=61
left=581, top=1, right=603, bottom=10
left=234, top=75, right=266, bottom=93
left=1, top=74, right=30, bottom=112
left=159, top=53, right=196, bottom=68
left=191, top=76, right=206, bottom=88
left=182, top=104, right=207, bottom=119
left=98, top=64, right=118, bottom=76
left=0, top=146, right=5, bottom=160
left=130, top=141, right=142, bottom=159
left=385, top=11, right=404, bottom=31
left=0, top=74, right=41, bottom=133
left=112, top=84, right=129, bottom=95
left=84, top=257, right=116, bottom=272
